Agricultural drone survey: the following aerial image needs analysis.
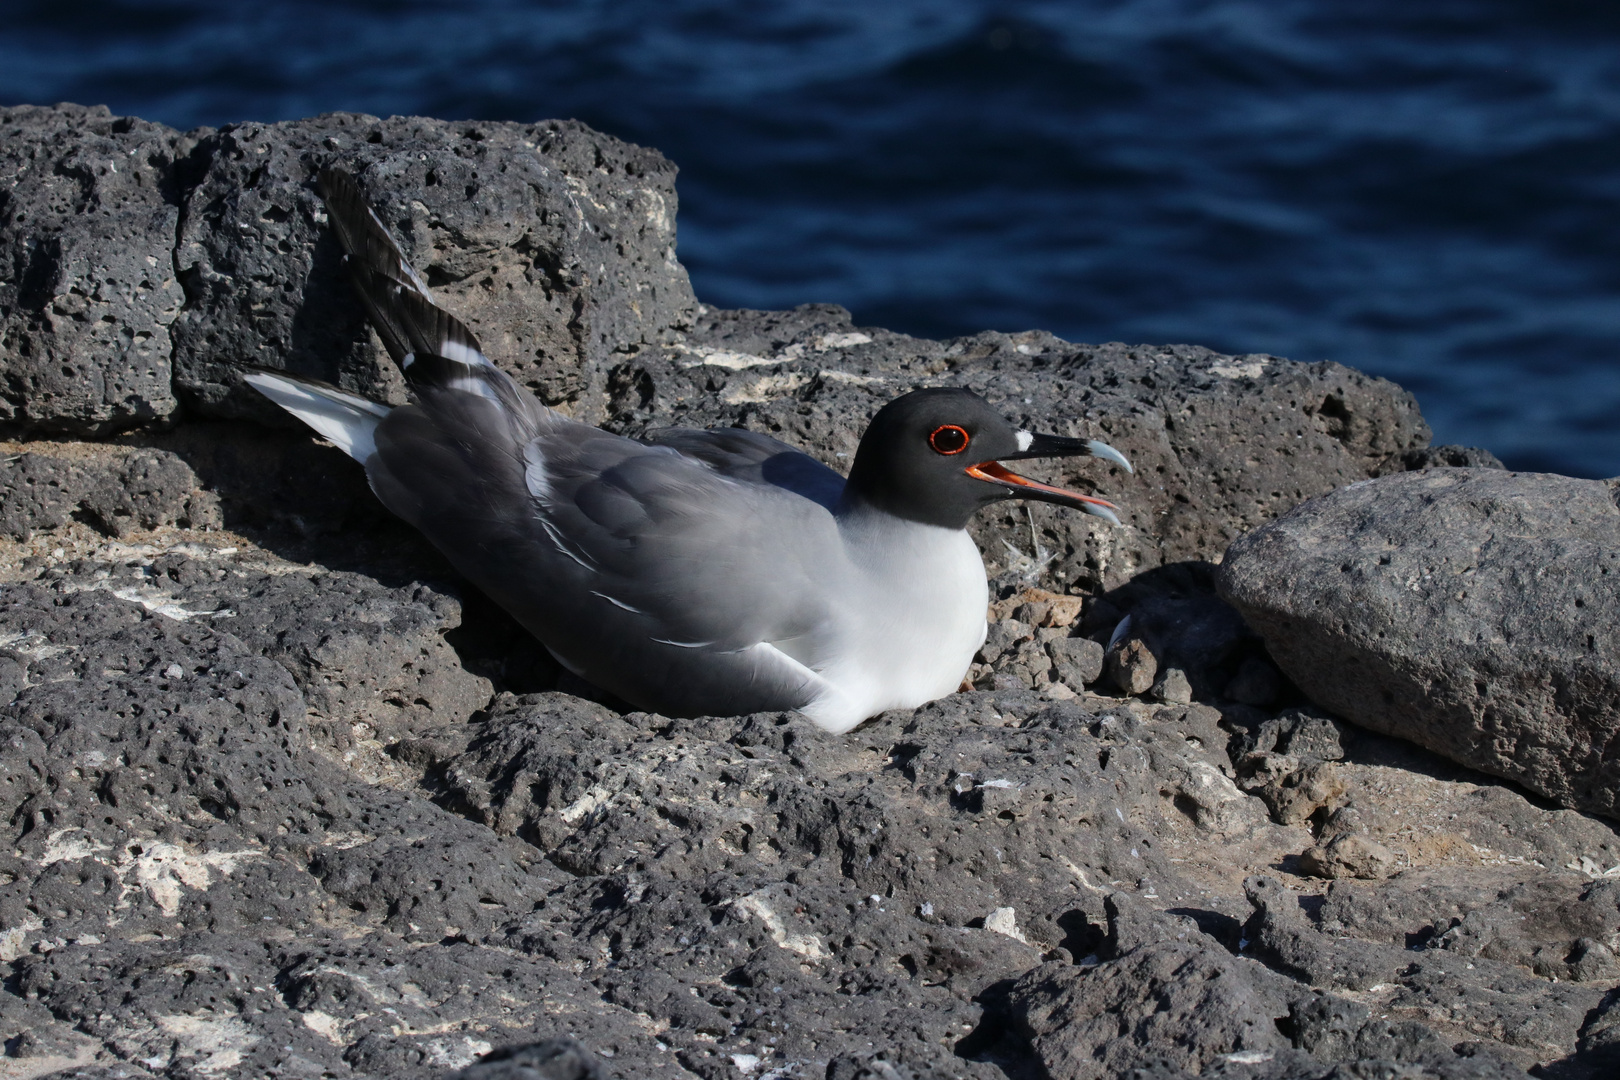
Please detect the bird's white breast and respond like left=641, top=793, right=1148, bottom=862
left=797, top=509, right=989, bottom=733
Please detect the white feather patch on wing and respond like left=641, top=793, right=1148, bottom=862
left=591, top=591, right=646, bottom=615
left=748, top=641, right=851, bottom=732
left=441, top=339, right=493, bottom=369
left=243, top=372, right=390, bottom=463
left=448, top=374, right=503, bottom=403
left=536, top=516, right=600, bottom=572
left=523, top=441, right=553, bottom=503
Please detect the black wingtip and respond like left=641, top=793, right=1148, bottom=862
left=313, top=165, right=488, bottom=373
left=316, top=165, right=361, bottom=205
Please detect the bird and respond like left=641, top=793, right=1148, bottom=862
left=246, top=168, right=1133, bottom=734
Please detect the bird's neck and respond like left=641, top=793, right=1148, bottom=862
left=834, top=480, right=976, bottom=531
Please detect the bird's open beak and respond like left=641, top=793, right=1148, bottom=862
left=964, top=433, right=1133, bottom=525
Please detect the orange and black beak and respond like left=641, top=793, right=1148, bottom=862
left=965, top=433, right=1132, bottom=525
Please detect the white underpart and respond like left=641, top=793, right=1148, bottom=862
left=794, top=506, right=988, bottom=733
left=1015, top=429, right=1034, bottom=452
left=242, top=372, right=389, bottom=463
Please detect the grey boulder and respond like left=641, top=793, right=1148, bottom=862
left=0, top=446, right=218, bottom=540
left=1217, top=468, right=1620, bottom=817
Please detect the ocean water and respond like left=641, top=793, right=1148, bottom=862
left=5, top=0, right=1619, bottom=476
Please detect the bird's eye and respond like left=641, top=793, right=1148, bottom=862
left=928, top=424, right=970, bottom=455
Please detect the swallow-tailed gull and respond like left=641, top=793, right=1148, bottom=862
left=246, top=169, right=1132, bottom=733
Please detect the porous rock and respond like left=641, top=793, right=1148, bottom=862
left=171, top=112, right=695, bottom=422
left=2, top=105, right=696, bottom=434
left=36, top=551, right=492, bottom=781
left=444, top=1039, right=608, bottom=1080
left=0, top=104, right=188, bottom=432
left=1004, top=896, right=1295, bottom=1080
left=14, top=933, right=683, bottom=1080
left=5, top=105, right=1618, bottom=1080
left=0, top=444, right=217, bottom=540
left=1217, top=468, right=1620, bottom=816
left=4, top=537, right=1617, bottom=1076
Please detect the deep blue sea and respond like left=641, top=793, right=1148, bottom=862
left=6, top=1, right=1620, bottom=476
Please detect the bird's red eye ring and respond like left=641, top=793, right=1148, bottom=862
left=929, top=424, right=970, bottom=455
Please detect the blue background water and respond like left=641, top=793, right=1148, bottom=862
left=5, top=0, right=1619, bottom=476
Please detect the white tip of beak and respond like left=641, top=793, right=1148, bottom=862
left=1088, top=439, right=1133, bottom=474
left=1084, top=501, right=1122, bottom=526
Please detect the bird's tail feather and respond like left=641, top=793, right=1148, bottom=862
left=246, top=169, right=532, bottom=451
left=242, top=370, right=390, bottom=463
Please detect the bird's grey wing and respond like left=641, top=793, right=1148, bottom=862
left=644, top=427, right=846, bottom=511
left=529, top=425, right=845, bottom=653
left=366, top=387, right=842, bottom=715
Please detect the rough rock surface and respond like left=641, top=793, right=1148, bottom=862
left=0, top=104, right=190, bottom=431
left=1, top=104, right=696, bottom=434
left=0, top=444, right=219, bottom=540
left=171, top=112, right=695, bottom=422
left=0, top=105, right=1616, bottom=1080
left=1217, top=467, right=1620, bottom=817
left=1, top=532, right=1615, bottom=1078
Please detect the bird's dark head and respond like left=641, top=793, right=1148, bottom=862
left=842, top=387, right=1131, bottom=530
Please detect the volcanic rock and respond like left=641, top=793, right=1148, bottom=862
left=170, top=112, right=695, bottom=423
left=0, top=104, right=189, bottom=432
left=1, top=104, right=1617, bottom=1080
left=1, top=104, right=696, bottom=434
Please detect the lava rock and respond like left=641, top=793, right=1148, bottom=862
left=170, top=112, right=695, bottom=422
left=1004, top=895, right=1293, bottom=1080
left=0, top=104, right=188, bottom=433
left=1218, top=468, right=1620, bottom=817
left=39, top=553, right=493, bottom=782
left=1394, top=444, right=1506, bottom=472
left=0, top=582, right=340, bottom=946
left=1048, top=635, right=1105, bottom=689
left=1296, top=806, right=1399, bottom=881
left=1108, top=636, right=1159, bottom=696
left=1150, top=666, right=1193, bottom=704
left=13, top=933, right=683, bottom=1080
left=0, top=447, right=219, bottom=540
left=0, top=452, right=81, bottom=538
left=1320, top=869, right=1620, bottom=984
